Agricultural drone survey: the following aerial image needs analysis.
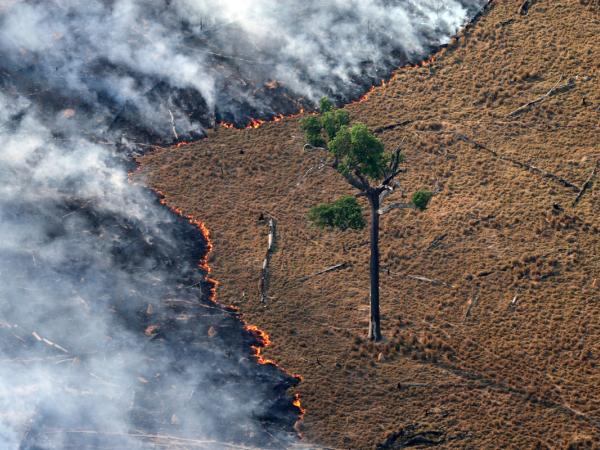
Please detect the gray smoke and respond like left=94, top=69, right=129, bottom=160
left=0, top=1, right=486, bottom=449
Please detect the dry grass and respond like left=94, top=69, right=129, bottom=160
left=138, top=1, right=600, bottom=448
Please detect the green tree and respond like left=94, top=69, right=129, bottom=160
left=304, top=98, right=434, bottom=341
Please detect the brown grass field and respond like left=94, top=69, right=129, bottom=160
left=137, top=1, right=600, bottom=448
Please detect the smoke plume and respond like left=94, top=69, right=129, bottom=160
left=0, top=1, right=486, bottom=449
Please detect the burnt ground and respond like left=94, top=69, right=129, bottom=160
left=138, top=1, right=600, bottom=448
left=2, top=190, right=300, bottom=449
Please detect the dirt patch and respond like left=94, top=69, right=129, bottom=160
left=138, top=1, right=600, bottom=448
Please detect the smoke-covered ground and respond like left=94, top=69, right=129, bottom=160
left=0, top=1, right=486, bottom=449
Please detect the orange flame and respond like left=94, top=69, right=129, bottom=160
left=218, top=108, right=305, bottom=132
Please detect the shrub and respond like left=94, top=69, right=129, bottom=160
left=412, top=190, right=433, bottom=211
left=308, top=195, right=366, bottom=230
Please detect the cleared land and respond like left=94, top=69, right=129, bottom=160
left=138, top=1, right=600, bottom=448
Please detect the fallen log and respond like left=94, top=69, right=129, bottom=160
left=259, top=217, right=276, bottom=304
left=407, top=274, right=452, bottom=288
left=464, top=289, right=480, bottom=320
left=168, top=109, right=179, bottom=140
left=457, top=134, right=580, bottom=192
left=572, top=161, right=598, bottom=207
left=373, top=119, right=414, bottom=134
left=32, top=331, right=69, bottom=353
left=299, top=262, right=350, bottom=282
left=507, top=76, right=575, bottom=118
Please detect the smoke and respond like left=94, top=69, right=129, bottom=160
left=0, top=0, right=486, bottom=138
left=0, top=1, right=486, bottom=449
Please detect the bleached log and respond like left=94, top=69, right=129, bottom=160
left=259, top=217, right=276, bottom=304
left=168, top=109, right=179, bottom=140
left=32, top=331, right=69, bottom=353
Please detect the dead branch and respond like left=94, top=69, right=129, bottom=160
left=464, top=288, right=480, bottom=320
left=427, top=233, right=447, bottom=250
left=507, top=292, right=519, bottom=310
left=31, top=331, right=69, bottom=353
left=298, top=262, right=350, bottom=282
left=373, top=119, right=415, bottom=134
left=407, top=274, right=453, bottom=288
left=572, top=161, right=598, bottom=207
left=168, top=109, right=179, bottom=141
left=259, top=217, right=276, bottom=305
left=507, top=76, right=575, bottom=118
left=378, top=202, right=414, bottom=215
left=379, top=180, right=401, bottom=204
left=457, top=134, right=580, bottom=192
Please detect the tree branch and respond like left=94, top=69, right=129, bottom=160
left=353, top=169, right=371, bottom=191
left=382, top=147, right=404, bottom=186
left=378, top=202, right=415, bottom=215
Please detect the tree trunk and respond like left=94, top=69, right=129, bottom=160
left=368, top=193, right=382, bottom=341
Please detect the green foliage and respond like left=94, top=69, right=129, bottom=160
left=308, top=195, right=366, bottom=230
left=329, top=123, right=387, bottom=180
left=319, top=96, right=333, bottom=113
left=300, top=116, right=324, bottom=147
left=412, top=190, right=433, bottom=211
left=321, top=109, right=350, bottom=140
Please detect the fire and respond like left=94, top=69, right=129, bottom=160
left=247, top=118, right=265, bottom=129
left=244, top=324, right=278, bottom=365
left=174, top=141, right=190, bottom=148
left=130, top=133, right=306, bottom=431
left=292, top=393, right=305, bottom=414
left=218, top=108, right=305, bottom=132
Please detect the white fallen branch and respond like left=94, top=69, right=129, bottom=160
left=168, top=109, right=179, bottom=140
left=259, top=217, right=276, bottom=305
left=32, top=331, right=69, bottom=353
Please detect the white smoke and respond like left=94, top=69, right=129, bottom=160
left=0, top=1, right=487, bottom=449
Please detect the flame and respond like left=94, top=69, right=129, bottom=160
left=292, top=393, right=304, bottom=413
left=247, top=118, right=265, bottom=129
left=174, top=141, right=190, bottom=148
left=218, top=108, right=305, bottom=132
left=244, top=324, right=277, bottom=365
